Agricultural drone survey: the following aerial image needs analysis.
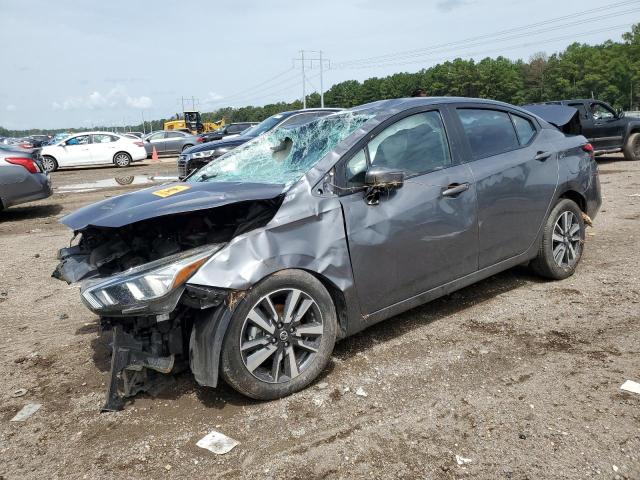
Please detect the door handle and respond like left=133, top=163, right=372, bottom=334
left=534, top=151, right=551, bottom=161
left=442, top=182, right=470, bottom=197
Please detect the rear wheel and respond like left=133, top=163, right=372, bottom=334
left=182, top=144, right=193, bottom=152
left=531, top=199, right=585, bottom=280
left=113, top=152, right=132, bottom=167
left=623, top=132, right=640, bottom=161
left=221, top=270, right=337, bottom=400
left=42, top=156, right=58, bottom=173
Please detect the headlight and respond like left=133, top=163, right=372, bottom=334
left=81, top=244, right=223, bottom=316
left=191, top=149, right=217, bottom=159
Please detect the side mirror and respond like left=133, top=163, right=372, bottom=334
left=363, top=167, right=404, bottom=205
left=364, top=167, right=404, bottom=188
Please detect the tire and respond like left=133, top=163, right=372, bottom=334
left=182, top=144, right=193, bottom=152
left=42, top=155, right=58, bottom=173
left=530, top=199, right=585, bottom=280
left=221, top=269, right=337, bottom=400
left=113, top=152, right=132, bottom=168
left=623, top=132, right=640, bottom=161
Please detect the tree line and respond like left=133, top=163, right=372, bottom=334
left=3, top=24, right=638, bottom=137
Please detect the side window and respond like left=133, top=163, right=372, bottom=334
left=65, top=135, right=90, bottom=146
left=368, top=111, right=451, bottom=175
left=457, top=109, right=520, bottom=158
left=568, top=102, right=588, bottom=119
left=590, top=103, right=615, bottom=120
left=345, top=149, right=368, bottom=187
left=166, top=131, right=185, bottom=138
left=148, top=132, right=166, bottom=141
left=92, top=134, right=116, bottom=143
left=511, top=114, right=536, bottom=145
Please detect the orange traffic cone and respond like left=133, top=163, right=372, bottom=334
left=151, top=146, right=159, bottom=162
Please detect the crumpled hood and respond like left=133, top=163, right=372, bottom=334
left=60, top=181, right=285, bottom=230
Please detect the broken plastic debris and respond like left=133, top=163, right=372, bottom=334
left=196, top=430, right=239, bottom=455
left=10, top=388, right=28, bottom=398
left=355, top=387, right=368, bottom=397
left=456, top=454, right=472, bottom=465
left=10, top=403, right=41, bottom=421
left=620, top=380, right=640, bottom=395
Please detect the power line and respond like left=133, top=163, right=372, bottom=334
left=338, top=22, right=632, bottom=71
left=334, top=0, right=639, bottom=68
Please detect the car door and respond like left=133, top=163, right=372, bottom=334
left=164, top=131, right=186, bottom=154
left=90, top=134, right=118, bottom=164
left=338, top=109, right=478, bottom=315
left=59, top=135, right=93, bottom=166
left=584, top=101, right=625, bottom=149
left=146, top=132, right=167, bottom=154
left=452, top=105, right=558, bottom=269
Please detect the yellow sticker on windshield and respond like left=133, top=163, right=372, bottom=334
left=152, top=185, right=191, bottom=198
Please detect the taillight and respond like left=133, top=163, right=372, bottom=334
left=134, top=141, right=144, bottom=147
left=6, top=157, right=39, bottom=173
left=197, top=137, right=204, bottom=143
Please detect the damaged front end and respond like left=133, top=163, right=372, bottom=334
left=52, top=183, right=283, bottom=411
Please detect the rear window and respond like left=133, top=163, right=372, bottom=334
left=457, top=109, right=520, bottom=158
left=511, top=115, right=536, bottom=145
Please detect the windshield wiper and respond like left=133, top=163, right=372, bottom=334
left=199, top=173, right=218, bottom=181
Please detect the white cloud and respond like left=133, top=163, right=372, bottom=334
left=5, top=104, right=16, bottom=111
left=126, top=95, right=152, bottom=109
left=52, top=87, right=152, bottom=111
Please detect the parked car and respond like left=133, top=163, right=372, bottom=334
left=0, top=144, right=52, bottom=211
left=524, top=99, right=640, bottom=160
left=196, top=122, right=258, bottom=144
left=40, top=132, right=146, bottom=172
left=178, top=108, right=342, bottom=179
left=53, top=97, right=601, bottom=410
left=142, top=130, right=199, bottom=157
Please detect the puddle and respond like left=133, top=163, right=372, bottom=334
left=55, top=175, right=178, bottom=193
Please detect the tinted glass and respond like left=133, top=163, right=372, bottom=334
left=457, top=109, right=519, bottom=158
left=148, top=132, right=165, bottom=141
left=568, top=102, right=588, bottom=118
left=345, top=149, right=368, bottom=187
left=167, top=131, right=185, bottom=138
left=93, top=134, right=117, bottom=143
left=591, top=103, right=615, bottom=120
left=368, top=111, right=451, bottom=175
left=511, top=114, right=536, bottom=145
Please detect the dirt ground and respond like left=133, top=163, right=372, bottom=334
left=0, top=155, right=638, bottom=480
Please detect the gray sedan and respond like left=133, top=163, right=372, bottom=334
left=142, top=130, right=199, bottom=157
left=0, top=146, right=52, bottom=211
left=54, top=97, right=601, bottom=410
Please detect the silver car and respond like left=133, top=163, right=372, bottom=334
left=0, top=145, right=52, bottom=211
left=142, top=130, right=199, bottom=157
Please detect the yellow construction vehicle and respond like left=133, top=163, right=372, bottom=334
left=163, top=111, right=225, bottom=134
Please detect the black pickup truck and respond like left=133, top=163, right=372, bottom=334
left=524, top=99, right=640, bottom=161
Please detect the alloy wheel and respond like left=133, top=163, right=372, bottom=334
left=551, top=211, right=582, bottom=268
left=239, top=288, right=324, bottom=384
left=42, top=157, right=55, bottom=172
left=114, top=153, right=130, bottom=167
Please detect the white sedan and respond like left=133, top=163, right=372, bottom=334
left=40, top=132, right=147, bottom=172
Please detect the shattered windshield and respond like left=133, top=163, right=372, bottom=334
left=189, top=112, right=372, bottom=186
left=239, top=114, right=285, bottom=138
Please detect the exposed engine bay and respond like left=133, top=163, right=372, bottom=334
left=52, top=193, right=283, bottom=411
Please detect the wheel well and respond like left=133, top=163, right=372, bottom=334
left=559, top=190, right=586, bottom=212
left=303, top=270, right=349, bottom=339
left=113, top=151, right=131, bottom=162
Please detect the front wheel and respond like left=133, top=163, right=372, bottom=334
left=113, top=152, right=132, bottom=167
left=531, top=199, right=585, bottom=280
left=623, top=132, right=640, bottom=161
left=221, top=270, right=337, bottom=400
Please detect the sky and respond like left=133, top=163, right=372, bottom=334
left=0, top=0, right=636, bottom=130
